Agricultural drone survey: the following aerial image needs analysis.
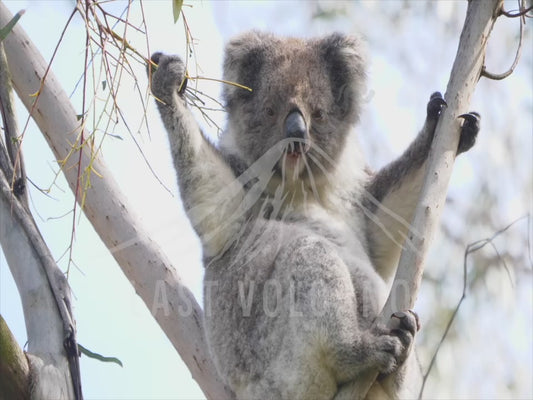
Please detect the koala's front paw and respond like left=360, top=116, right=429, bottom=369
left=426, top=91, right=447, bottom=121
left=373, top=310, right=420, bottom=376
left=148, top=52, right=188, bottom=103
left=388, top=310, right=419, bottom=356
left=457, top=112, right=480, bottom=154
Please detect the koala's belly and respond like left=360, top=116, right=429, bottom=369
left=203, top=217, right=387, bottom=395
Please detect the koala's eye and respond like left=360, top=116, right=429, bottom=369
left=312, top=109, right=325, bottom=121
left=265, top=107, right=275, bottom=117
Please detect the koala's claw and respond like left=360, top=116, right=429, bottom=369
left=390, top=310, right=420, bottom=335
left=426, top=91, right=447, bottom=120
left=457, top=112, right=480, bottom=154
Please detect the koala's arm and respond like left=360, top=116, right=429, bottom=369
left=149, top=53, right=245, bottom=257
left=366, top=93, right=479, bottom=279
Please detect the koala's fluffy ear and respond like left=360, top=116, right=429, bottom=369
left=317, top=33, right=367, bottom=122
left=222, top=31, right=275, bottom=109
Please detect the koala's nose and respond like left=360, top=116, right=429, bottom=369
left=284, top=110, right=309, bottom=153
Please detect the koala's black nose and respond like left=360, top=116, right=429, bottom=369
left=284, top=111, right=308, bottom=153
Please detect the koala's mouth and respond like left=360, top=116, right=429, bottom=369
left=286, top=140, right=310, bottom=158
left=286, top=151, right=303, bottom=161
left=284, top=150, right=305, bottom=171
left=277, top=141, right=310, bottom=179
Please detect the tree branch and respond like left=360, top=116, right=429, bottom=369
left=0, top=139, right=76, bottom=398
left=354, top=0, right=504, bottom=397
left=0, top=3, right=231, bottom=398
left=1, top=25, right=80, bottom=398
left=481, top=0, right=527, bottom=80
left=0, top=42, right=27, bottom=206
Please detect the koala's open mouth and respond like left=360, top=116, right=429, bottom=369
left=286, top=140, right=310, bottom=157
left=279, top=141, right=309, bottom=179
left=284, top=149, right=305, bottom=171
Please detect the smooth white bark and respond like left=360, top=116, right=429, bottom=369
left=0, top=172, right=74, bottom=398
left=354, top=0, right=503, bottom=397
left=0, top=3, right=231, bottom=398
left=381, top=0, right=503, bottom=323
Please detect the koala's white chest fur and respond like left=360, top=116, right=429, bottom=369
left=283, top=201, right=390, bottom=314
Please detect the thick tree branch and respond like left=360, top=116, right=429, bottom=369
left=0, top=151, right=76, bottom=398
left=354, top=0, right=504, bottom=397
left=0, top=42, right=27, bottom=206
left=0, top=3, right=231, bottom=398
left=1, top=27, right=80, bottom=398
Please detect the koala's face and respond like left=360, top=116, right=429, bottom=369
left=222, top=31, right=366, bottom=182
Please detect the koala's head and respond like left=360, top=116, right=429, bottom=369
left=220, top=31, right=367, bottom=183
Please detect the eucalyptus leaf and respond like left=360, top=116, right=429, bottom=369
left=78, top=343, right=123, bottom=367
left=0, top=10, right=24, bottom=42
left=172, top=0, right=183, bottom=23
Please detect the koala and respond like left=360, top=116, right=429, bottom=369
left=148, top=31, right=479, bottom=399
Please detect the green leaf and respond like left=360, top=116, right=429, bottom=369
left=172, top=0, right=184, bottom=23
left=106, top=133, right=123, bottom=140
left=0, top=10, right=25, bottom=42
left=78, top=343, right=123, bottom=367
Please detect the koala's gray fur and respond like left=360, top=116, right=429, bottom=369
left=149, top=31, right=478, bottom=400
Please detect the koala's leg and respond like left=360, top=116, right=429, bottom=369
left=149, top=54, right=245, bottom=257
left=365, top=92, right=480, bottom=280
left=334, top=311, right=421, bottom=400
left=252, top=237, right=416, bottom=399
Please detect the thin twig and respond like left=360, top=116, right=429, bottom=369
left=418, top=215, right=530, bottom=398
left=482, top=0, right=528, bottom=80
left=499, top=4, right=533, bottom=17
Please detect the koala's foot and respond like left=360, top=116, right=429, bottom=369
left=373, top=310, right=419, bottom=377
left=148, top=52, right=188, bottom=102
left=426, top=91, right=447, bottom=121
left=457, top=112, right=480, bottom=154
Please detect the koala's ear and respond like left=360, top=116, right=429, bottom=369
left=222, top=31, right=274, bottom=108
left=317, top=33, right=367, bottom=121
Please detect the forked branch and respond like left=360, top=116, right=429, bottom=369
left=0, top=3, right=231, bottom=398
